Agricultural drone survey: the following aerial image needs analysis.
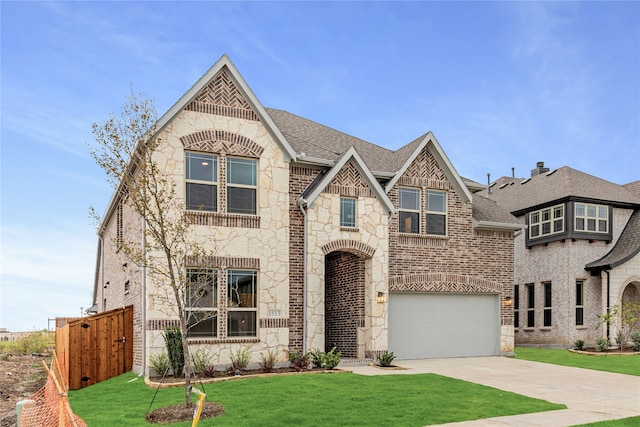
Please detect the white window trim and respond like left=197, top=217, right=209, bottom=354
left=574, top=203, right=609, bottom=233
left=185, top=151, right=219, bottom=212
left=340, top=197, right=357, bottom=228
left=426, top=189, right=447, bottom=236
left=398, top=186, right=421, bottom=234
left=226, top=156, right=258, bottom=216
left=528, top=203, right=564, bottom=239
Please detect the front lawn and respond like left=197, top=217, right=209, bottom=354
left=69, top=371, right=565, bottom=426
left=575, top=417, right=640, bottom=426
left=515, top=347, right=640, bottom=376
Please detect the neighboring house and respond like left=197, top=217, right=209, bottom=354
left=481, top=163, right=640, bottom=348
left=92, top=55, right=521, bottom=375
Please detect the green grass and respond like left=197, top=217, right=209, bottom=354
left=575, top=416, right=640, bottom=426
left=515, top=347, right=640, bottom=376
left=69, top=372, right=565, bottom=426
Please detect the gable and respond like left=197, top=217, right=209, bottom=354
left=325, top=160, right=375, bottom=198
left=185, top=68, right=259, bottom=121
left=396, top=148, right=450, bottom=191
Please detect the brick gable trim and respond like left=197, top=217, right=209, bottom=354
left=321, top=239, right=376, bottom=258
left=389, top=272, right=503, bottom=293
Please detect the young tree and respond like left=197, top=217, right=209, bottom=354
left=88, top=90, right=214, bottom=407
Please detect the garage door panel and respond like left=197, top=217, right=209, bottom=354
left=389, top=293, right=499, bottom=359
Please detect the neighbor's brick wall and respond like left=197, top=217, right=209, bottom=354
left=513, top=207, right=635, bottom=348
left=324, top=251, right=365, bottom=357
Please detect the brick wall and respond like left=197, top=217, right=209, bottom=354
left=325, top=251, right=365, bottom=357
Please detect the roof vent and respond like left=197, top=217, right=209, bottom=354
left=499, top=183, right=509, bottom=189
left=531, top=161, right=550, bottom=177
left=521, top=178, right=531, bottom=185
left=545, top=169, right=557, bottom=176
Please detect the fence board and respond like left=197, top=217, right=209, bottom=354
left=56, top=306, right=133, bottom=390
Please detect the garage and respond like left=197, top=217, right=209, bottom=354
left=388, top=293, right=500, bottom=359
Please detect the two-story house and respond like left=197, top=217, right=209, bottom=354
left=92, top=55, right=521, bottom=375
left=482, top=163, right=640, bottom=347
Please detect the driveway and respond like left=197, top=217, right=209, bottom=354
left=349, top=357, right=640, bottom=426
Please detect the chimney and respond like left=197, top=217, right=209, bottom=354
left=531, top=161, right=549, bottom=177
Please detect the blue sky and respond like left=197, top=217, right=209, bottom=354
left=1, top=1, right=639, bottom=332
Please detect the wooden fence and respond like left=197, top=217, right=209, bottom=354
left=56, top=306, right=133, bottom=390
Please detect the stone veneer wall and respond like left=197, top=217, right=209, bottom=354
left=325, top=251, right=365, bottom=357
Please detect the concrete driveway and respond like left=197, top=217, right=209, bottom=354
left=349, top=356, right=640, bottom=426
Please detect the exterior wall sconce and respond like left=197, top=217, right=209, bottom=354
left=504, top=296, right=513, bottom=306
left=377, top=292, right=386, bottom=303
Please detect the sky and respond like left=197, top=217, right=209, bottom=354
left=1, top=1, right=639, bottom=332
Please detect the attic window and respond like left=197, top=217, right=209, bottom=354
left=521, top=178, right=531, bottom=185
left=545, top=169, right=557, bottom=176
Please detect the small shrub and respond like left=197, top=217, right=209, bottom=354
left=288, top=349, right=310, bottom=372
left=595, top=336, right=609, bottom=352
left=202, top=365, right=218, bottom=378
left=191, top=348, right=213, bottom=376
left=573, top=340, right=584, bottom=351
left=378, top=351, right=396, bottom=367
left=615, top=331, right=627, bottom=351
left=149, top=352, right=170, bottom=377
left=15, top=330, right=50, bottom=355
left=322, top=346, right=341, bottom=370
left=162, top=326, right=184, bottom=377
left=228, top=347, right=251, bottom=374
left=631, top=331, right=640, bottom=351
left=259, top=349, right=280, bottom=373
left=309, top=348, right=324, bottom=369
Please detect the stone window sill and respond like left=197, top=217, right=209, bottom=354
left=340, top=226, right=359, bottom=232
left=539, top=327, right=552, bottom=331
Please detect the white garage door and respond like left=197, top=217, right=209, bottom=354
left=389, top=293, right=500, bottom=359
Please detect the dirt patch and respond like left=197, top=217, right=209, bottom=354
left=0, top=352, right=49, bottom=427
left=146, top=401, right=224, bottom=424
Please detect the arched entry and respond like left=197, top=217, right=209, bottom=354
left=621, top=281, right=640, bottom=304
left=324, top=251, right=365, bottom=357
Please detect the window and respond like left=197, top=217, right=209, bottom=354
left=398, top=187, right=420, bottom=233
left=186, top=269, right=218, bottom=337
left=576, top=280, right=584, bottom=326
left=227, top=270, right=257, bottom=337
left=575, top=203, right=608, bottom=233
left=526, top=284, right=535, bottom=327
left=529, top=204, right=564, bottom=239
left=426, top=190, right=447, bottom=235
left=340, top=197, right=356, bottom=228
left=514, top=285, right=520, bottom=329
left=186, top=152, right=217, bottom=211
left=543, top=282, right=552, bottom=327
left=227, top=157, right=257, bottom=215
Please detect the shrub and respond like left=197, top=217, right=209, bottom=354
left=202, top=365, right=218, bottom=378
left=149, top=352, right=170, bottom=377
left=288, top=349, right=310, bottom=372
left=13, top=330, right=50, bottom=355
left=259, top=349, right=280, bottom=373
left=573, top=340, right=584, bottom=351
left=322, top=346, right=341, bottom=370
left=595, top=336, right=609, bottom=352
left=378, top=351, right=396, bottom=367
left=309, top=348, right=324, bottom=369
left=615, top=331, right=627, bottom=351
left=227, top=347, right=251, bottom=374
left=631, top=331, right=640, bottom=351
left=191, top=348, right=213, bottom=376
left=162, top=326, right=184, bottom=377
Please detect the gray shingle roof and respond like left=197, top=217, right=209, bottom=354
left=479, top=167, right=640, bottom=215
left=624, top=180, right=640, bottom=198
left=586, top=209, right=640, bottom=271
left=472, top=194, right=523, bottom=225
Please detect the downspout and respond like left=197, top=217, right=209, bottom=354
left=297, top=199, right=308, bottom=353
left=605, top=269, right=610, bottom=343
left=99, top=235, right=105, bottom=312
left=140, top=217, right=147, bottom=376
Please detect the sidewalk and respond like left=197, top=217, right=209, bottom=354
left=349, top=357, right=640, bottom=426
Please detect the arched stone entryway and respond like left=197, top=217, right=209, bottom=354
left=621, top=281, right=640, bottom=304
left=324, top=251, right=365, bottom=357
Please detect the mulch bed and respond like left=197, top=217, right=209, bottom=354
left=146, top=401, right=224, bottom=424
left=569, top=348, right=640, bottom=356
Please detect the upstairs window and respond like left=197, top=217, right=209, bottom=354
left=398, top=187, right=420, bottom=233
left=186, top=152, right=218, bottom=211
left=426, top=190, right=447, bottom=236
left=227, top=157, right=257, bottom=215
left=529, top=204, right=564, bottom=239
left=575, top=203, right=608, bottom=233
left=186, top=269, right=218, bottom=338
left=340, top=197, right=356, bottom=228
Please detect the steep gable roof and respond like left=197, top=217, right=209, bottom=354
left=480, top=167, right=640, bottom=215
left=384, top=132, right=473, bottom=204
left=472, top=194, right=523, bottom=231
left=298, top=146, right=394, bottom=214
left=158, top=55, right=297, bottom=161
left=586, top=209, right=640, bottom=271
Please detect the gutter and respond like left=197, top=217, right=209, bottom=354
left=141, top=216, right=147, bottom=377
left=297, top=197, right=309, bottom=353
